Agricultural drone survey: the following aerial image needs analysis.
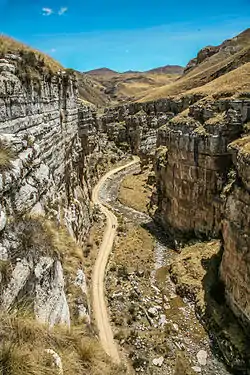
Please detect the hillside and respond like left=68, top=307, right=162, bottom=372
left=84, top=69, right=182, bottom=104
left=76, top=71, right=111, bottom=107
left=147, top=65, right=184, bottom=74
left=85, top=67, right=118, bottom=76
left=140, top=28, right=250, bottom=102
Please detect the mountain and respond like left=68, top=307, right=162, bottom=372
left=147, top=65, right=184, bottom=74
left=139, top=28, right=250, bottom=102
left=83, top=65, right=183, bottom=104
left=84, top=67, right=118, bottom=76
left=84, top=65, right=184, bottom=76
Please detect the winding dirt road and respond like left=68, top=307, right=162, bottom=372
left=92, top=156, right=139, bottom=363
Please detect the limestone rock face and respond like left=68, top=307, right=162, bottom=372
left=220, top=136, right=250, bottom=329
left=154, top=98, right=250, bottom=239
left=34, top=259, right=70, bottom=327
left=0, top=56, right=102, bottom=325
left=98, top=97, right=201, bottom=167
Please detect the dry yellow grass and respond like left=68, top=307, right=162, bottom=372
left=169, top=240, right=221, bottom=312
left=188, top=62, right=250, bottom=97
left=118, top=171, right=152, bottom=213
left=205, top=112, right=226, bottom=125
left=140, top=57, right=250, bottom=101
left=139, top=31, right=250, bottom=102
left=114, top=224, right=154, bottom=272
left=229, top=135, right=250, bottom=155
left=15, top=216, right=83, bottom=265
left=0, top=34, right=62, bottom=73
left=115, top=73, right=179, bottom=100
left=0, top=140, right=16, bottom=172
left=88, top=71, right=180, bottom=104
left=0, top=311, right=122, bottom=375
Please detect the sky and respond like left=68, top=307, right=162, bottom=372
left=0, top=0, right=250, bottom=72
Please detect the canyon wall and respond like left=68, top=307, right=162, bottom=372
left=154, top=98, right=250, bottom=239
left=99, top=94, right=250, bottom=338
left=150, top=95, right=250, bottom=338
left=0, top=55, right=124, bottom=326
left=98, top=95, right=202, bottom=165
left=220, top=135, right=250, bottom=332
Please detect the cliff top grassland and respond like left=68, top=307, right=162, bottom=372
left=0, top=35, right=63, bottom=73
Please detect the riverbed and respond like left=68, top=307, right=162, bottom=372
left=100, top=164, right=231, bottom=375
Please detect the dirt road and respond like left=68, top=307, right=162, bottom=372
left=92, top=157, right=139, bottom=363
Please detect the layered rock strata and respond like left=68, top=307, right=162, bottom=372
left=0, top=55, right=122, bottom=326
left=154, top=98, right=250, bottom=239
left=98, top=95, right=203, bottom=165
left=220, top=135, right=250, bottom=332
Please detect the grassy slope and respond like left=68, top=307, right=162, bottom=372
left=0, top=311, right=121, bottom=375
left=139, top=29, right=250, bottom=101
left=0, top=35, right=62, bottom=73
left=76, top=71, right=110, bottom=107
left=85, top=71, right=181, bottom=104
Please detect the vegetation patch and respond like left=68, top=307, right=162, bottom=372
left=0, top=141, right=16, bottom=172
left=0, top=35, right=62, bottom=73
left=115, top=223, right=154, bottom=271
left=0, top=310, right=122, bottom=375
left=204, top=112, right=226, bottom=126
left=118, top=170, right=152, bottom=213
left=169, top=240, right=221, bottom=313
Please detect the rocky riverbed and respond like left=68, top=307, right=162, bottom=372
left=100, top=165, right=231, bottom=375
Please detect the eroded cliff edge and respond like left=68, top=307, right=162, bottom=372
left=0, top=53, right=125, bottom=328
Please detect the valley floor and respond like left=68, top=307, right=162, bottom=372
left=90, top=163, right=231, bottom=375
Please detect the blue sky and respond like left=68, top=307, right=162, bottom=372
left=0, top=0, right=250, bottom=72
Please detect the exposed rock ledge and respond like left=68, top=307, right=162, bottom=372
left=0, top=55, right=125, bottom=326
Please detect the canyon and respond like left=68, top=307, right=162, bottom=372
left=0, top=28, right=250, bottom=375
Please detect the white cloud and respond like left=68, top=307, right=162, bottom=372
left=42, top=7, right=53, bottom=16
left=50, top=48, right=56, bottom=53
left=58, top=7, right=68, bottom=15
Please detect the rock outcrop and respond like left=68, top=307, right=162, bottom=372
left=98, top=96, right=203, bottom=166
left=0, top=54, right=125, bottom=326
left=220, top=135, right=250, bottom=332
left=154, top=98, right=250, bottom=239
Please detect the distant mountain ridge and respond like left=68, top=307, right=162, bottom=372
left=147, top=65, right=184, bottom=74
left=80, top=65, right=182, bottom=105
left=84, top=64, right=184, bottom=76
left=84, top=67, right=118, bottom=76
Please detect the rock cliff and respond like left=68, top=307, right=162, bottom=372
left=220, top=135, right=250, bottom=332
left=154, top=98, right=250, bottom=239
left=0, top=53, right=125, bottom=327
left=98, top=96, right=201, bottom=166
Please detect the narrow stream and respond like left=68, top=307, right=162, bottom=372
left=100, top=164, right=231, bottom=375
